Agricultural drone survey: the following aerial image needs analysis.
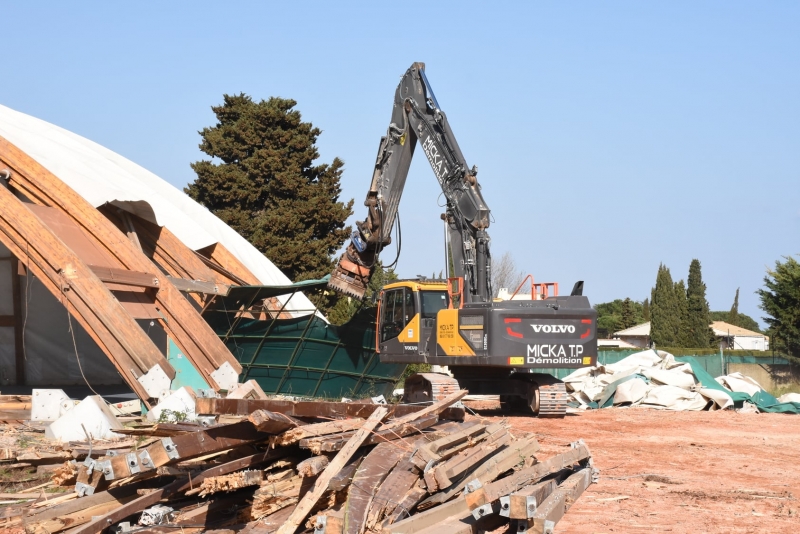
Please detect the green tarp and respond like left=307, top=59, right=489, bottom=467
left=203, top=278, right=405, bottom=399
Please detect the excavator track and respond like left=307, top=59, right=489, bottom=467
left=535, top=381, right=569, bottom=418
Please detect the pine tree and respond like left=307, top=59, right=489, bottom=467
left=757, top=255, right=800, bottom=357
left=727, top=288, right=740, bottom=326
left=650, top=264, right=681, bottom=347
left=682, top=259, right=715, bottom=348
left=642, top=298, right=650, bottom=322
left=186, top=94, right=354, bottom=284
left=620, top=298, right=636, bottom=330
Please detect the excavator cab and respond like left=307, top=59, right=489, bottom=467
left=377, top=280, right=449, bottom=357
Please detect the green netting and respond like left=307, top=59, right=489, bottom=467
left=205, top=304, right=405, bottom=399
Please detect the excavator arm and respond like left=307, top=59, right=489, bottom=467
left=328, top=62, right=493, bottom=302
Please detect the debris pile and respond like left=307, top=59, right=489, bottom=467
left=564, top=349, right=800, bottom=414
left=0, top=390, right=596, bottom=533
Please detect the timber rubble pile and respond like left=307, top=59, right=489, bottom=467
left=0, top=390, right=596, bottom=533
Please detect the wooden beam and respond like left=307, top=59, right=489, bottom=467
left=165, top=276, right=231, bottom=295
left=521, top=468, right=592, bottom=533
left=194, top=397, right=465, bottom=421
left=70, top=448, right=291, bottom=534
left=0, top=137, right=243, bottom=387
left=11, top=258, right=24, bottom=385
left=0, top=185, right=169, bottom=403
left=276, top=406, right=388, bottom=534
left=197, top=242, right=260, bottom=285
left=88, top=265, right=160, bottom=288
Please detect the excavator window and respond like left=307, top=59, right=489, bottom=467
left=420, top=291, right=449, bottom=319
left=380, top=287, right=415, bottom=341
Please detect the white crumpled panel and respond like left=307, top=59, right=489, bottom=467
left=604, top=350, right=662, bottom=374
left=0, top=105, right=316, bottom=316
left=641, top=385, right=709, bottom=411
left=777, top=392, right=800, bottom=404
left=643, top=367, right=697, bottom=389
left=698, top=387, right=734, bottom=410
left=613, top=378, right=649, bottom=405
left=716, top=373, right=763, bottom=396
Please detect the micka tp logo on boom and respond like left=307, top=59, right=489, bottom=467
left=421, top=135, right=448, bottom=185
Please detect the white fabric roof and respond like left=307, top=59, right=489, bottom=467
left=0, top=104, right=315, bottom=314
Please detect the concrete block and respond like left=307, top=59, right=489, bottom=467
left=31, top=389, right=75, bottom=422
left=146, top=386, right=196, bottom=423
left=227, top=379, right=267, bottom=400
left=45, top=396, right=125, bottom=442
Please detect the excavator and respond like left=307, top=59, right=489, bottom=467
left=328, top=62, right=597, bottom=417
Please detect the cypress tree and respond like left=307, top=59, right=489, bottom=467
left=683, top=259, right=715, bottom=348
left=675, top=279, right=689, bottom=347
left=642, top=298, right=650, bottom=322
left=650, top=264, right=681, bottom=347
left=620, top=297, right=636, bottom=330
left=727, top=288, right=740, bottom=326
left=186, top=94, right=354, bottom=284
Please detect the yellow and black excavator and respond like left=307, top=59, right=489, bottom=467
left=329, top=63, right=597, bottom=417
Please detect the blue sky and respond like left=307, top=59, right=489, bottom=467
left=2, top=1, right=798, bottom=326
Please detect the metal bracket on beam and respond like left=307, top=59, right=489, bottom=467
left=98, top=459, right=115, bottom=480
left=138, top=449, right=154, bottom=469
left=75, top=481, right=95, bottom=497
left=161, top=437, right=180, bottom=460
left=210, top=361, right=239, bottom=392
left=464, top=478, right=482, bottom=494
left=471, top=502, right=494, bottom=520
left=125, top=452, right=141, bottom=475
left=138, top=364, right=171, bottom=399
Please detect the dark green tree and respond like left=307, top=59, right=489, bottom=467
left=727, top=288, right=740, bottom=326
left=642, top=298, right=650, bottom=322
left=620, top=297, right=636, bottom=330
left=594, top=299, right=645, bottom=338
left=650, top=264, right=681, bottom=347
left=681, top=259, right=715, bottom=348
left=186, top=94, right=354, bottom=284
left=757, top=255, right=800, bottom=357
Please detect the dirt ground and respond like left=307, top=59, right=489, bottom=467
left=465, top=401, right=800, bottom=534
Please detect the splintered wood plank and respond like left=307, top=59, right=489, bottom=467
left=381, top=483, right=427, bottom=527
left=0, top=185, right=159, bottom=403
left=342, top=443, right=406, bottom=534
left=432, top=425, right=510, bottom=489
left=0, top=136, right=242, bottom=385
left=297, top=456, right=330, bottom=478
left=194, top=398, right=465, bottom=421
left=187, top=469, right=264, bottom=497
left=275, top=419, right=366, bottom=447
left=364, top=458, right=420, bottom=530
left=417, top=434, right=539, bottom=510
left=276, top=407, right=388, bottom=534
left=248, top=410, right=301, bottom=434
left=305, top=414, right=439, bottom=453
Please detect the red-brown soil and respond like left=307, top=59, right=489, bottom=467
left=464, top=401, right=800, bottom=534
